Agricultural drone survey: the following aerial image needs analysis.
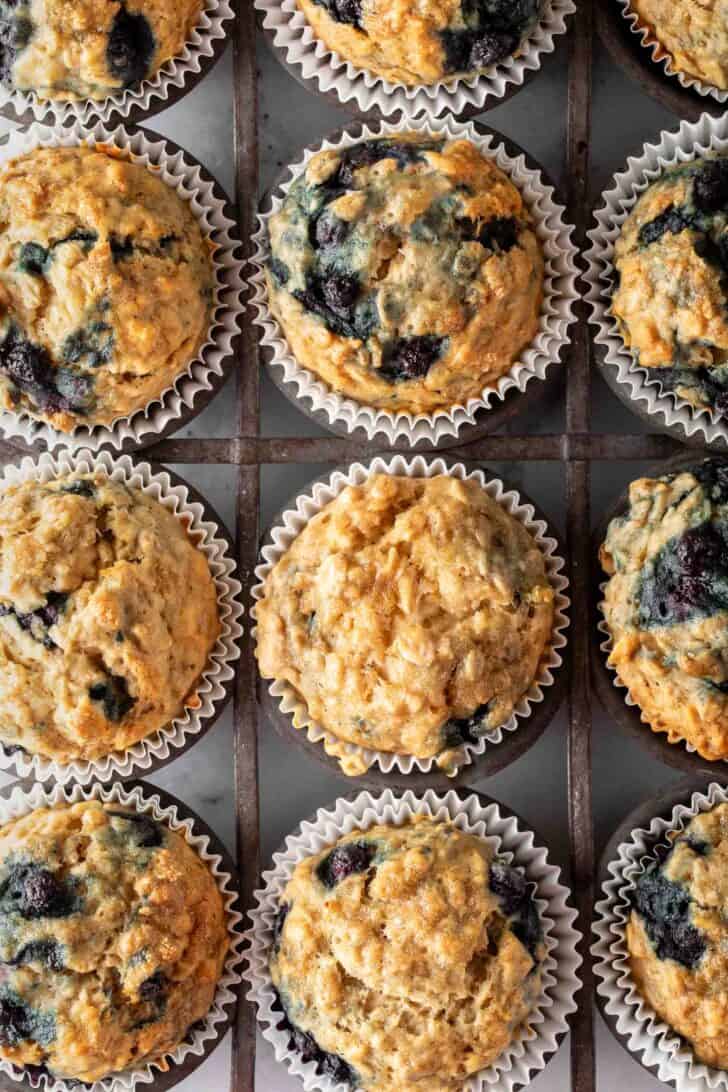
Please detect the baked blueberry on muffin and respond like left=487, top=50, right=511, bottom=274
left=627, top=0, right=728, bottom=91
left=296, top=0, right=543, bottom=85
left=270, top=819, right=544, bottom=1091
left=255, top=473, right=555, bottom=775
left=0, top=0, right=202, bottom=101
left=0, top=146, right=214, bottom=433
left=611, top=155, right=728, bottom=418
left=627, top=802, right=728, bottom=1068
left=0, top=470, right=220, bottom=764
left=600, top=459, right=728, bottom=761
left=265, top=134, right=543, bottom=415
left=0, top=799, right=229, bottom=1082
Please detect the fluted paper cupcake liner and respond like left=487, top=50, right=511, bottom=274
left=0, top=0, right=233, bottom=127
left=252, top=455, right=569, bottom=778
left=0, top=780, right=242, bottom=1092
left=616, top=0, right=728, bottom=105
left=244, top=788, right=581, bottom=1092
left=0, top=449, right=243, bottom=785
left=256, top=0, right=574, bottom=119
left=0, top=122, right=243, bottom=454
left=593, top=780, right=728, bottom=1090
left=585, top=112, right=728, bottom=449
left=250, top=116, right=578, bottom=447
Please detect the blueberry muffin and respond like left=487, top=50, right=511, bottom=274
left=628, top=0, right=728, bottom=91
left=611, top=155, right=728, bottom=417
left=627, top=801, right=728, bottom=1069
left=297, top=0, right=543, bottom=85
left=271, top=818, right=544, bottom=1091
left=0, top=145, right=214, bottom=433
left=0, top=0, right=203, bottom=101
left=266, top=135, right=543, bottom=415
left=255, top=473, right=555, bottom=775
left=600, top=459, right=728, bottom=761
left=0, top=799, right=229, bottom=1082
left=0, top=469, right=220, bottom=764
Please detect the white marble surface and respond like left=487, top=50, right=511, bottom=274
left=0, top=25, right=700, bottom=1092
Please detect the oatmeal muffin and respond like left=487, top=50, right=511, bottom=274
left=296, top=0, right=543, bottom=85
left=0, top=799, right=229, bottom=1082
left=0, top=145, right=214, bottom=433
left=627, top=801, right=728, bottom=1070
left=265, top=134, right=543, bottom=415
left=611, top=155, right=728, bottom=417
left=0, top=469, right=220, bottom=764
left=255, top=473, right=555, bottom=775
left=600, top=459, right=728, bottom=761
left=270, top=818, right=544, bottom=1091
left=628, top=0, right=728, bottom=91
left=0, top=0, right=202, bottom=101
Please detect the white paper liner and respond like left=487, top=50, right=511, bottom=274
left=244, top=788, right=581, bottom=1092
left=0, top=448, right=243, bottom=785
left=615, top=0, right=728, bottom=106
left=251, top=455, right=570, bottom=778
left=250, top=116, right=578, bottom=447
left=0, top=122, right=243, bottom=453
left=592, top=780, right=728, bottom=1090
left=256, top=0, right=575, bottom=119
left=0, top=0, right=233, bottom=126
left=585, top=112, right=728, bottom=449
left=0, top=780, right=243, bottom=1092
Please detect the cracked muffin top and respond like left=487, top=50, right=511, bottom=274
left=0, top=469, right=220, bottom=764
left=0, top=0, right=203, bottom=101
left=0, top=799, right=229, bottom=1083
left=612, top=155, right=728, bottom=418
left=628, top=0, right=728, bottom=91
left=296, top=0, right=543, bottom=86
left=0, top=145, right=214, bottom=433
left=255, top=473, right=555, bottom=776
left=600, top=459, right=728, bottom=761
left=270, top=818, right=544, bottom=1092
left=265, top=134, right=543, bottom=416
left=628, top=801, right=728, bottom=1070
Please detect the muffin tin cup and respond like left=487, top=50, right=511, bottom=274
left=0, top=0, right=233, bottom=129
left=0, top=448, right=243, bottom=785
left=244, top=787, right=581, bottom=1092
left=250, top=116, right=579, bottom=448
left=0, top=778, right=243, bottom=1092
left=592, top=776, right=728, bottom=1091
left=585, top=112, right=728, bottom=451
left=614, top=0, right=728, bottom=107
left=0, top=122, right=243, bottom=455
left=591, top=451, right=726, bottom=776
left=251, top=454, right=570, bottom=783
left=254, top=0, right=575, bottom=120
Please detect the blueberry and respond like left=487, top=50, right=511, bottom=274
left=442, top=701, right=492, bottom=748
left=274, top=992, right=357, bottom=1087
left=138, top=970, right=167, bottom=1002
left=692, top=458, right=728, bottom=505
left=272, top=902, right=290, bottom=950
left=9, top=940, right=64, bottom=971
left=489, top=860, right=542, bottom=958
left=478, top=216, right=520, bottom=252
left=88, top=674, right=135, bottom=722
left=0, top=863, right=78, bottom=920
left=693, top=159, right=728, bottom=214
left=0, top=11, right=33, bottom=87
left=106, top=7, right=154, bottom=86
left=332, top=140, right=438, bottom=190
left=321, top=273, right=358, bottom=316
left=638, top=205, right=692, bottom=247
left=0, top=997, right=31, bottom=1045
left=379, top=335, right=445, bottom=382
left=62, top=321, right=114, bottom=368
left=110, top=234, right=133, bottom=261
left=0, top=324, right=93, bottom=415
left=468, top=30, right=518, bottom=67
left=17, top=243, right=49, bottom=276
left=294, top=274, right=361, bottom=339
left=316, top=842, right=376, bottom=889
left=473, top=0, right=540, bottom=32
left=638, top=522, right=728, bottom=627
left=3, top=591, right=67, bottom=650
left=313, top=0, right=361, bottom=28
left=55, top=229, right=97, bottom=252
left=269, top=258, right=289, bottom=287
left=59, top=480, right=95, bottom=499
left=106, top=810, right=164, bottom=849
left=684, top=835, right=710, bottom=856
left=312, top=211, right=348, bottom=250
left=632, top=864, right=706, bottom=968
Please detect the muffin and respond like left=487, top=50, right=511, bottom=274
left=0, top=0, right=202, bottom=101
left=255, top=473, right=555, bottom=774
left=0, top=799, right=229, bottom=1082
left=600, top=459, right=728, bottom=761
left=611, top=155, right=728, bottom=418
left=627, top=0, right=728, bottom=91
left=265, top=134, right=543, bottom=415
left=0, top=145, right=214, bottom=433
left=627, top=801, right=728, bottom=1069
left=270, top=818, right=544, bottom=1091
left=296, top=0, right=543, bottom=86
left=0, top=469, right=220, bottom=764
